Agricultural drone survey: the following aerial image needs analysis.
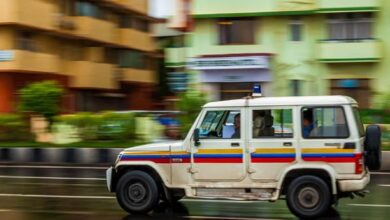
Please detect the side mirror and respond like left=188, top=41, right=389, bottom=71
left=193, top=128, right=200, bottom=147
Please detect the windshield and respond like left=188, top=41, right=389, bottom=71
left=353, top=107, right=365, bottom=137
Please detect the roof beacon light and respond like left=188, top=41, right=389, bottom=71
left=252, top=84, right=262, bottom=97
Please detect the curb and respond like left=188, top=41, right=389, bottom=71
left=0, top=148, right=389, bottom=171
left=0, top=148, right=122, bottom=165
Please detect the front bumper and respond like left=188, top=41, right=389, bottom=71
left=338, top=172, right=370, bottom=192
left=106, top=167, right=114, bottom=192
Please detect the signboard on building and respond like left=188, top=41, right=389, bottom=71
left=167, top=72, right=188, bottom=92
left=169, top=0, right=193, bottom=32
left=200, top=69, right=272, bottom=83
left=0, top=50, right=14, bottom=62
left=188, top=56, right=269, bottom=70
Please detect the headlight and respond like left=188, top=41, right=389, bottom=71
left=115, top=152, right=123, bottom=164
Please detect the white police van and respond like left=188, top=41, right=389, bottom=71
left=106, top=90, right=381, bottom=219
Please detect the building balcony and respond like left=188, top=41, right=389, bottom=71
left=317, top=39, right=382, bottom=63
left=121, top=68, right=156, bottom=83
left=115, top=0, right=149, bottom=15
left=118, top=29, right=155, bottom=52
left=318, top=0, right=379, bottom=13
left=189, top=44, right=273, bottom=57
left=165, top=48, right=186, bottom=67
left=65, top=61, right=117, bottom=89
left=193, top=0, right=379, bottom=18
left=0, top=0, right=56, bottom=30
left=70, top=16, right=117, bottom=43
left=0, top=50, right=60, bottom=73
left=193, top=0, right=317, bottom=18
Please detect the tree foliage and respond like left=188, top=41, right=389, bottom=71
left=177, top=90, right=207, bottom=137
left=19, top=81, right=64, bottom=120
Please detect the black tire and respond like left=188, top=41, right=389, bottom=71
left=364, top=125, right=382, bottom=171
left=116, top=171, right=160, bottom=214
left=286, top=176, right=331, bottom=219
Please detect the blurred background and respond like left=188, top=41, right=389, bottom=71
left=0, top=0, right=390, bottom=148
left=2, top=1, right=390, bottom=220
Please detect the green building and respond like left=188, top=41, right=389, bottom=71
left=166, top=0, right=390, bottom=108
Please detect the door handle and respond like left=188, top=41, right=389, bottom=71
left=231, top=143, right=240, bottom=147
left=283, top=142, right=293, bottom=147
left=325, top=143, right=341, bottom=147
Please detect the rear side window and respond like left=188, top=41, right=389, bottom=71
left=302, top=107, right=349, bottom=139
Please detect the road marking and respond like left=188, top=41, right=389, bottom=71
left=0, top=209, right=95, bottom=215
left=0, top=193, right=115, bottom=199
left=0, top=165, right=107, bottom=170
left=371, top=172, right=390, bottom=175
left=184, top=216, right=278, bottom=220
left=378, top=184, right=390, bottom=187
left=13, top=182, right=103, bottom=187
left=348, top=204, right=390, bottom=208
left=0, top=175, right=105, bottom=181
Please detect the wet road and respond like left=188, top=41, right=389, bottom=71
left=0, top=165, right=389, bottom=220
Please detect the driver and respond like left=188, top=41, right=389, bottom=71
left=231, top=114, right=240, bottom=138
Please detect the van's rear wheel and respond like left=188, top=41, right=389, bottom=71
left=365, top=125, right=382, bottom=171
left=116, top=171, right=159, bottom=214
left=286, top=176, right=331, bottom=219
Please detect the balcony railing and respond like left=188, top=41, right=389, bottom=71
left=193, top=0, right=317, bottom=18
left=189, top=44, right=273, bottom=57
left=165, top=48, right=186, bottom=67
left=121, top=68, right=156, bottom=83
left=193, top=0, right=379, bottom=18
left=65, top=61, right=117, bottom=89
left=0, top=50, right=60, bottom=73
left=119, top=0, right=148, bottom=14
left=104, top=0, right=148, bottom=15
left=70, top=16, right=117, bottom=43
left=317, top=39, right=382, bottom=63
left=118, top=29, right=155, bottom=51
left=318, top=0, right=379, bottom=12
left=0, top=0, right=56, bottom=29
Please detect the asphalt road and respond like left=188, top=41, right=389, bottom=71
left=0, top=165, right=389, bottom=220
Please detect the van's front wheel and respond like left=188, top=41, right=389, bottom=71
left=286, top=176, right=331, bottom=219
left=116, top=171, right=160, bottom=214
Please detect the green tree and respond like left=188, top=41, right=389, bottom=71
left=177, top=90, right=207, bottom=137
left=19, top=81, right=64, bottom=121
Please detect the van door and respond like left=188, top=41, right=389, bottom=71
left=248, top=107, right=298, bottom=181
left=190, top=108, right=246, bottom=181
left=299, top=106, right=357, bottom=174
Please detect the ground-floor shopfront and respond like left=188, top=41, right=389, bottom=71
left=0, top=72, right=157, bottom=113
left=189, top=54, right=273, bottom=101
left=324, top=63, right=376, bottom=109
left=187, top=54, right=377, bottom=109
left=0, top=72, right=70, bottom=113
left=329, top=78, right=371, bottom=108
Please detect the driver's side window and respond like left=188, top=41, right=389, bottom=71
left=198, top=110, right=240, bottom=139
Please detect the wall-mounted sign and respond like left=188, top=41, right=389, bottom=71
left=0, top=50, right=14, bottom=62
left=337, top=79, right=359, bottom=88
left=188, top=56, right=269, bottom=70
left=200, top=69, right=272, bottom=83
